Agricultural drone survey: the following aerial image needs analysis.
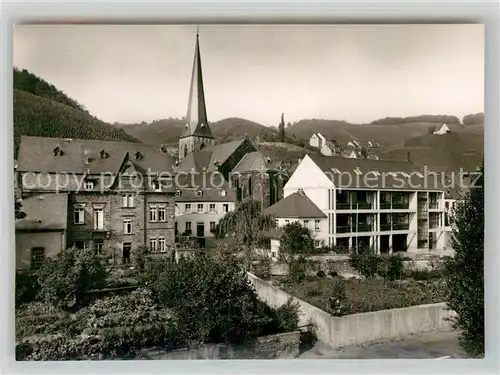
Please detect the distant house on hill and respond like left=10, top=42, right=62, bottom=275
left=433, top=124, right=451, bottom=135
left=309, top=133, right=339, bottom=156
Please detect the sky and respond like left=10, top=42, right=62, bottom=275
left=13, top=24, right=484, bottom=126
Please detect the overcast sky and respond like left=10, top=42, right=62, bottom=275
left=14, top=24, right=483, bottom=126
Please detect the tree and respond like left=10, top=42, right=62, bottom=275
left=279, top=221, right=314, bottom=264
left=37, top=247, right=108, bottom=309
left=15, top=199, right=26, bottom=219
left=216, top=199, right=275, bottom=268
left=444, top=162, right=484, bottom=357
left=279, top=113, right=285, bottom=143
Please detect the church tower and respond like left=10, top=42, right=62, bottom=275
left=178, top=31, right=215, bottom=161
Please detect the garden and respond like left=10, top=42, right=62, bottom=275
left=15, top=246, right=300, bottom=361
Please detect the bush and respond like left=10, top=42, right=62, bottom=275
left=16, top=270, right=41, bottom=307
left=286, top=256, right=310, bottom=284
left=349, top=252, right=380, bottom=278
left=37, top=247, right=108, bottom=310
left=350, top=252, right=406, bottom=281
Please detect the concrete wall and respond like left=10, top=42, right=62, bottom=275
left=247, top=273, right=455, bottom=349
left=136, top=331, right=300, bottom=360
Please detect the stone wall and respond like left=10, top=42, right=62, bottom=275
left=135, top=331, right=300, bottom=360
left=248, top=272, right=456, bottom=349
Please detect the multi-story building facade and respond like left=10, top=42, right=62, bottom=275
left=15, top=137, right=177, bottom=268
left=266, top=154, right=455, bottom=254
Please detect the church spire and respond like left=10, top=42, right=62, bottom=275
left=181, top=30, right=213, bottom=139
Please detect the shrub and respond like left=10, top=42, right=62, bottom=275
left=349, top=252, right=379, bottom=278
left=286, top=256, right=310, bottom=284
left=37, top=247, right=108, bottom=310
left=16, top=270, right=41, bottom=307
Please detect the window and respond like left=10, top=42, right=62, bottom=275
left=221, top=189, right=227, bottom=197
left=158, top=206, right=166, bottom=222
left=303, top=220, right=309, bottom=227
left=314, top=240, right=320, bottom=248
left=30, top=247, right=45, bottom=270
left=122, top=194, right=134, bottom=207
left=93, top=207, right=104, bottom=230
left=197, top=203, right=204, bottom=213
left=195, top=190, right=203, bottom=197
left=74, top=207, right=84, bottom=224
left=122, top=243, right=132, bottom=264
left=94, top=240, right=104, bottom=255
left=158, top=237, right=166, bottom=252
left=223, top=204, right=229, bottom=213
left=210, top=221, right=216, bottom=231
left=85, top=180, right=94, bottom=190
left=149, top=206, right=157, bottom=222
left=176, top=189, right=182, bottom=197
left=185, top=222, right=192, bottom=232
left=285, top=220, right=290, bottom=224
left=150, top=238, right=157, bottom=252
left=123, top=218, right=132, bottom=234
left=73, top=240, right=86, bottom=250
left=209, top=204, right=216, bottom=213
left=185, top=204, right=191, bottom=213
left=315, top=220, right=320, bottom=231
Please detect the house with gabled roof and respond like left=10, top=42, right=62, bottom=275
left=309, top=133, right=340, bottom=156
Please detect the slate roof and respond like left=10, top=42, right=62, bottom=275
left=16, top=193, right=68, bottom=231
left=265, top=191, right=327, bottom=219
left=174, top=171, right=235, bottom=202
left=232, top=151, right=269, bottom=172
left=17, top=136, right=176, bottom=175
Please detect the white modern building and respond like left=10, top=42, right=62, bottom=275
left=265, top=154, right=457, bottom=254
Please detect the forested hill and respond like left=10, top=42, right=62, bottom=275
left=13, top=69, right=139, bottom=157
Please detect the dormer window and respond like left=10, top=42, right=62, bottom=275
left=100, top=150, right=109, bottom=159
left=134, top=151, right=143, bottom=160
left=53, top=146, right=64, bottom=157
left=176, top=189, right=182, bottom=197
left=220, top=189, right=227, bottom=197
left=85, top=180, right=94, bottom=190
left=195, top=190, right=203, bottom=197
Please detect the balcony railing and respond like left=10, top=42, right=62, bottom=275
left=336, top=202, right=373, bottom=210
left=380, top=223, right=392, bottom=231
left=392, top=202, right=410, bottom=209
left=336, top=203, right=351, bottom=210
left=336, top=225, right=352, bottom=233
left=379, top=202, right=391, bottom=209
left=392, top=223, right=410, bottom=231
left=354, top=224, right=373, bottom=233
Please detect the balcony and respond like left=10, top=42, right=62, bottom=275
left=380, top=223, right=392, bottom=231
left=392, top=202, right=409, bottom=210
left=392, top=223, right=410, bottom=231
left=354, top=224, right=373, bottom=233
left=336, top=225, right=352, bottom=234
left=336, top=202, right=351, bottom=210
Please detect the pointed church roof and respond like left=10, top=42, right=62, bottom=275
left=181, top=32, right=213, bottom=139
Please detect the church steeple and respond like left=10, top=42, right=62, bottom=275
left=181, top=31, right=213, bottom=140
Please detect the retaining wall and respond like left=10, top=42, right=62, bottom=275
left=247, top=272, right=456, bottom=349
left=135, top=331, right=300, bottom=360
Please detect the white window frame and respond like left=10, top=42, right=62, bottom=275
left=150, top=238, right=157, bottom=252
left=210, top=221, right=216, bottom=231
left=122, top=194, right=135, bottom=208
left=195, top=190, right=203, bottom=197
left=209, top=203, right=216, bottom=213
left=158, top=237, right=166, bottom=252
left=74, top=207, right=85, bottom=224
left=185, top=222, right=192, bottom=232
left=123, top=217, right=132, bottom=234
left=158, top=205, right=166, bottom=222
left=303, top=220, right=309, bottom=227
left=94, top=240, right=104, bottom=255
left=221, top=189, right=227, bottom=197
left=185, top=204, right=191, bottom=213
left=315, top=219, right=320, bottom=231
left=176, top=189, right=182, bottom=197
left=197, top=203, right=204, bottom=213
left=222, top=204, right=229, bottom=213
left=149, top=205, right=157, bottom=222
left=93, top=207, right=104, bottom=230
left=85, top=180, right=95, bottom=190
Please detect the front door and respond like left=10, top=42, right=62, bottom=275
left=196, top=222, right=205, bottom=237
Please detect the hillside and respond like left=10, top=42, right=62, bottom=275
left=379, top=133, right=483, bottom=173
left=13, top=69, right=140, bottom=157
left=116, top=117, right=310, bottom=148
left=14, top=90, right=139, bottom=157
